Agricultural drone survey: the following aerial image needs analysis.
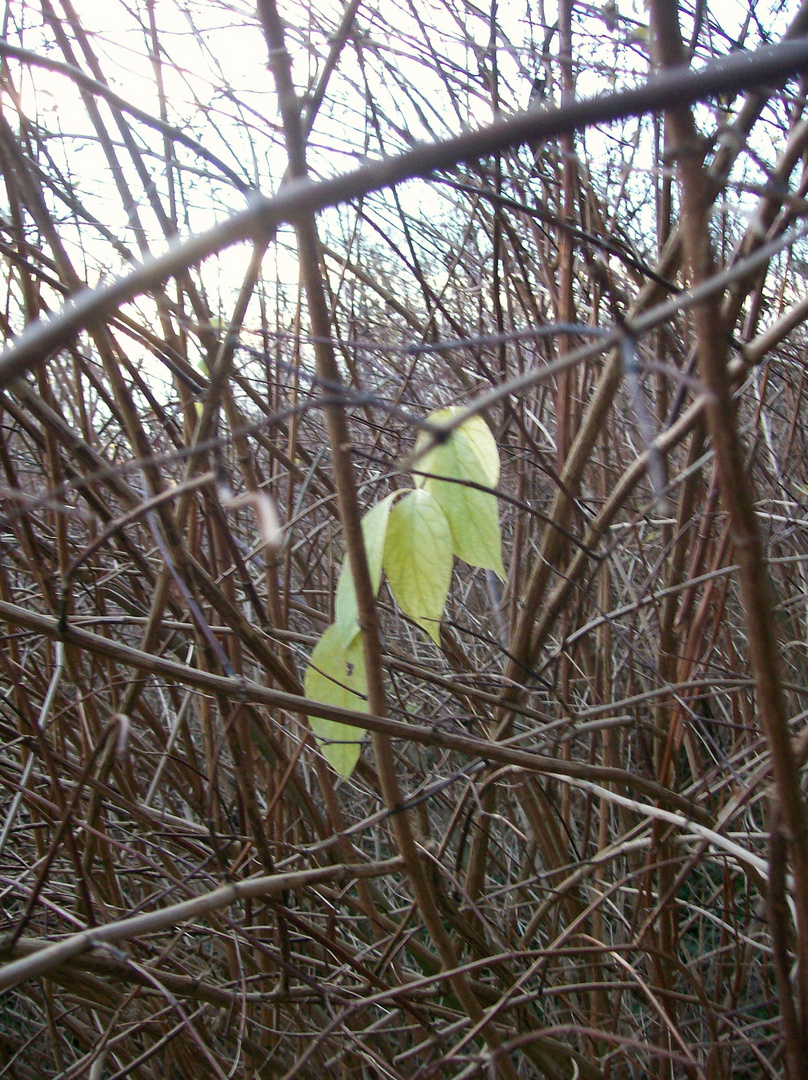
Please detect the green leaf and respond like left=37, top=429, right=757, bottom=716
left=334, top=491, right=400, bottom=643
left=414, top=408, right=500, bottom=488
left=426, top=479, right=505, bottom=577
left=414, top=408, right=505, bottom=577
left=383, top=488, right=452, bottom=644
left=303, top=624, right=368, bottom=777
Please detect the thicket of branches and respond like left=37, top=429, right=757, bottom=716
left=2, top=0, right=808, bottom=1077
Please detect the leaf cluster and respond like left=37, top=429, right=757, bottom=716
left=305, top=408, right=504, bottom=775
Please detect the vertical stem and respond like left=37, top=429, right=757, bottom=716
left=254, top=4, right=522, bottom=1073
left=651, top=2, right=808, bottom=1072
left=555, top=0, right=577, bottom=470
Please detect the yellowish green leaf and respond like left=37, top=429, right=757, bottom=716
left=426, top=478, right=505, bottom=577
left=414, top=408, right=499, bottom=488
left=334, top=491, right=401, bottom=643
left=413, top=408, right=505, bottom=576
left=383, top=488, right=452, bottom=644
left=303, top=624, right=367, bottom=777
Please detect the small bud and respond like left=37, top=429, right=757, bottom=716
left=251, top=491, right=282, bottom=551
left=221, top=487, right=282, bottom=551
